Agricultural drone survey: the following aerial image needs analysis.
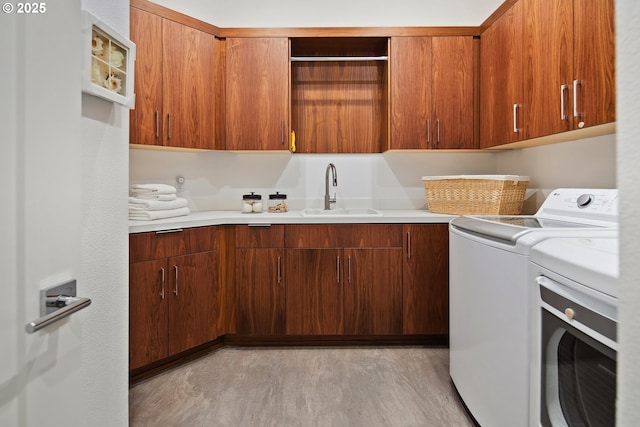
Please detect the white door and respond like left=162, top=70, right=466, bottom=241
left=1, top=2, right=129, bottom=425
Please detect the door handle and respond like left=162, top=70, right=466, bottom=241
left=25, top=279, right=91, bottom=333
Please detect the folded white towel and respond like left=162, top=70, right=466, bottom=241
left=134, top=193, right=177, bottom=201
left=129, top=197, right=188, bottom=211
left=130, top=184, right=177, bottom=195
left=129, top=207, right=190, bottom=221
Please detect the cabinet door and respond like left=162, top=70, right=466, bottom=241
left=390, top=37, right=431, bottom=149
left=163, top=20, right=217, bottom=149
left=480, top=1, right=524, bottom=148
left=285, top=249, right=343, bottom=335
left=573, top=0, right=615, bottom=128
left=431, top=37, right=475, bottom=149
left=167, top=251, right=218, bottom=356
left=236, top=248, right=285, bottom=335
left=130, top=7, right=163, bottom=146
left=523, top=0, right=573, bottom=139
left=225, top=38, right=289, bottom=150
left=402, top=224, right=449, bottom=335
left=129, top=259, right=169, bottom=370
left=343, top=248, right=402, bottom=335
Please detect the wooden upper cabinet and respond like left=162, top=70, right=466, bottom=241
left=482, top=0, right=615, bottom=147
left=479, top=1, right=524, bottom=148
left=225, top=38, right=289, bottom=150
left=522, top=0, right=573, bottom=139
left=162, top=20, right=217, bottom=149
left=129, top=7, right=218, bottom=149
left=391, top=36, right=474, bottom=150
left=431, top=37, right=475, bottom=149
left=390, top=37, right=431, bottom=149
left=130, top=7, right=163, bottom=147
left=290, top=37, right=389, bottom=153
left=572, top=0, right=615, bottom=128
left=524, top=0, right=615, bottom=135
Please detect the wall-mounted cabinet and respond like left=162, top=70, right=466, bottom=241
left=522, top=0, right=615, bottom=140
left=129, top=7, right=219, bottom=149
left=225, top=38, right=289, bottom=150
left=290, top=37, right=389, bottom=153
left=391, top=36, right=475, bottom=149
left=480, top=0, right=615, bottom=148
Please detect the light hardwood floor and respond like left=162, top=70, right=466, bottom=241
left=129, top=347, right=476, bottom=427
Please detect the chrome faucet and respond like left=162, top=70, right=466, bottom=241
left=324, top=163, right=338, bottom=210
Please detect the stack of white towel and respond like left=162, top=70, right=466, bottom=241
left=129, top=184, right=190, bottom=220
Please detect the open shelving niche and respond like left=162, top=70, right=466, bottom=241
left=290, top=37, right=389, bottom=153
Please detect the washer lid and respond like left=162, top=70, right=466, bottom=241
left=531, top=236, right=619, bottom=298
left=450, top=215, right=599, bottom=243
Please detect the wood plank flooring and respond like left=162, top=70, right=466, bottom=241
left=129, top=347, right=475, bottom=427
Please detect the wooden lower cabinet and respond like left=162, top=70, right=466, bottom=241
left=285, top=248, right=344, bottom=335
left=343, top=248, right=403, bottom=335
left=284, top=224, right=403, bottom=336
left=402, top=224, right=449, bottom=335
left=129, top=228, right=218, bottom=372
left=236, top=248, right=285, bottom=335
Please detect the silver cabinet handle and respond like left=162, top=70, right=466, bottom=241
left=154, top=111, right=160, bottom=138
left=513, top=104, right=520, bottom=133
left=573, top=79, right=582, bottom=118
left=336, top=256, right=340, bottom=285
left=25, top=279, right=91, bottom=334
left=173, top=265, right=178, bottom=296
left=160, top=267, right=165, bottom=300
left=560, top=84, right=569, bottom=120
left=348, top=256, right=352, bottom=284
left=167, top=113, right=172, bottom=139
left=280, top=120, right=284, bottom=145
left=407, top=231, right=412, bottom=260
left=277, top=256, right=282, bottom=285
left=155, top=228, right=183, bottom=234
left=427, top=119, right=430, bottom=144
left=436, top=119, right=440, bottom=146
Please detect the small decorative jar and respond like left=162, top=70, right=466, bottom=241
left=241, top=192, right=263, bottom=213
left=268, top=192, right=288, bottom=213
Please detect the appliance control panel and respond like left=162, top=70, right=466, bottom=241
left=538, top=188, right=618, bottom=220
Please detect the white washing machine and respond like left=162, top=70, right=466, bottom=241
left=449, top=189, right=618, bottom=427
left=530, top=236, right=618, bottom=427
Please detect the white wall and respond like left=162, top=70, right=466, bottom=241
left=150, top=0, right=504, bottom=27
left=130, top=150, right=498, bottom=211
left=616, top=0, right=640, bottom=424
left=78, top=95, right=129, bottom=422
left=80, top=0, right=130, bottom=423
left=496, top=134, right=617, bottom=212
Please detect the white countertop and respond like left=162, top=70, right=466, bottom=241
left=129, top=209, right=455, bottom=233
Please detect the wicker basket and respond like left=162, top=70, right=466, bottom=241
left=422, top=175, right=529, bottom=215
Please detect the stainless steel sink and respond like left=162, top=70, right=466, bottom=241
left=300, top=208, right=383, bottom=217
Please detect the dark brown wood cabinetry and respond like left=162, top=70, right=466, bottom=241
left=235, top=225, right=286, bottom=335
left=402, top=224, right=449, bottom=335
left=129, top=227, right=218, bottom=371
left=479, top=1, right=524, bottom=148
left=129, top=6, right=219, bottom=149
left=391, top=36, right=475, bottom=149
left=225, top=38, right=289, bottom=150
left=284, top=224, right=403, bottom=336
left=522, top=0, right=615, bottom=139
left=290, top=38, right=389, bottom=153
left=480, top=0, right=615, bottom=148
left=343, top=247, right=403, bottom=335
